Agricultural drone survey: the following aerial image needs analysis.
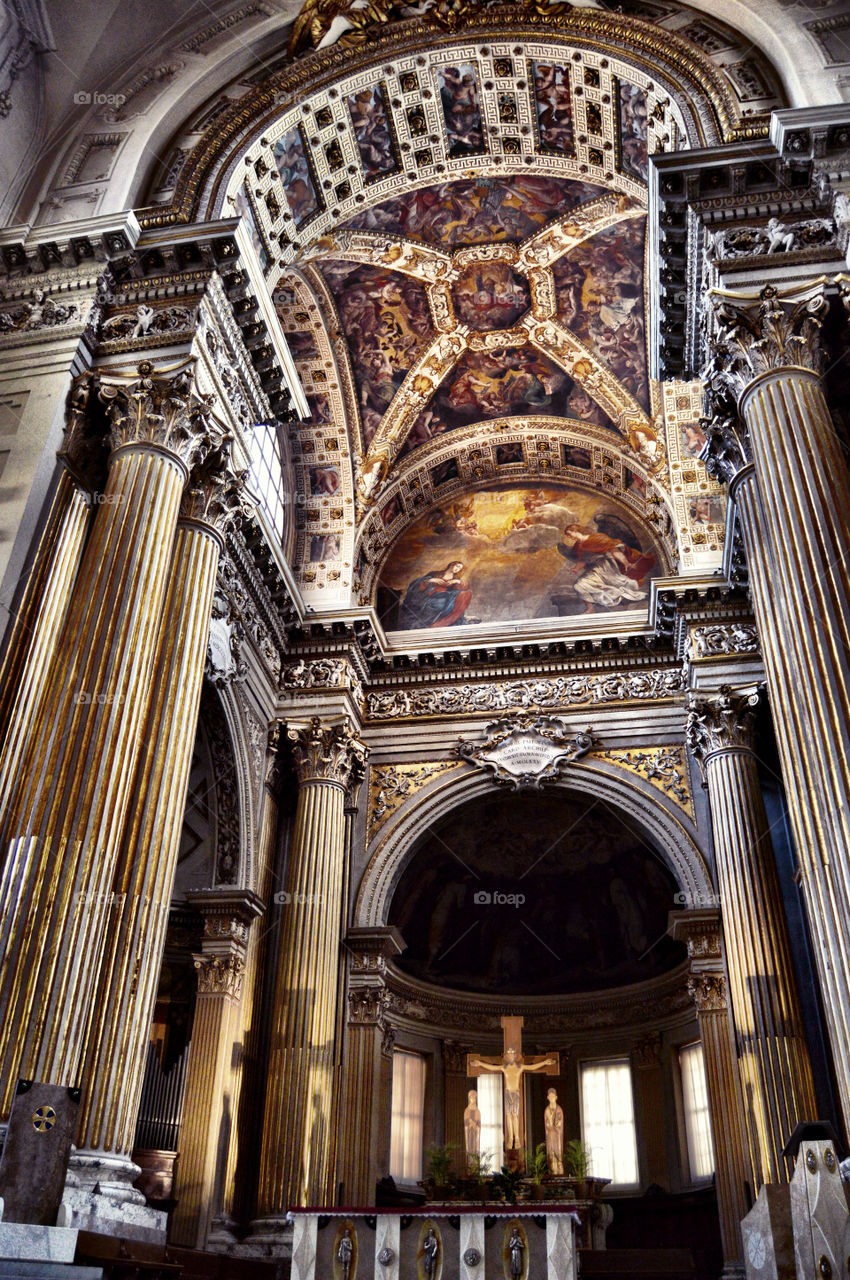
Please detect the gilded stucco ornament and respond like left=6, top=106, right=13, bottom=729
left=98, top=361, right=216, bottom=470
left=687, top=972, right=727, bottom=1013
left=179, top=433, right=248, bottom=540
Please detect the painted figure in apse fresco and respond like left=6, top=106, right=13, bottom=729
left=557, top=523, right=655, bottom=612
left=400, top=560, right=472, bottom=627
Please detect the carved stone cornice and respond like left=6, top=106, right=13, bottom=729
left=281, top=657, right=363, bottom=705
left=688, top=622, right=759, bottom=660
left=669, top=909, right=723, bottom=970
left=187, top=887, right=265, bottom=948
left=686, top=685, right=760, bottom=769
left=687, top=972, right=728, bottom=1014
left=287, top=716, right=368, bottom=788
left=346, top=926, right=406, bottom=978
left=194, top=952, right=246, bottom=999
left=179, top=432, right=248, bottom=542
left=706, top=285, right=829, bottom=403
left=98, top=361, right=214, bottom=472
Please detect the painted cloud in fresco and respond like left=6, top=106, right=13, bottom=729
left=346, top=84, right=398, bottom=179
left=273, top=126, right=320, bottom=227
left=376, top=484, right=659, bottom=629
left=437, top=62, right=485, bottom=156
left=552, top=216, right=649, bottom=412
left=617, top=79, right=649, bottom=183
left=402, top=347, right=615, bottom=455
left=320, top=261, right=434, bottom=448
left=532, top=61, right=574, bottom=153
left=342, top=175, right=607, bottom=246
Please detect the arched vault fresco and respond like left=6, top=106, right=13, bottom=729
left=375, top=481, right=663, bottom=630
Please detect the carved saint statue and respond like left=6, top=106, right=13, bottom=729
left=464, top=1089, right=481, bottom=1163
left=544, top=1087, right=564, bottom=1175
left=337, top=1227, right=353, bottom=1280
left=423, top=1226, right=439, bottom=1277
left=469, top=1048, right=556, bottom=1151
left=508, top=1226, right=526, bottom=1278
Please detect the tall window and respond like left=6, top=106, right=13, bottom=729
left=477, top=1073, right=503, bottom=1172
left=580, top=1058, right=639, bottom=1187
left=389, top=1050, right=426, bottom=1182
left=680, top=1042, right=715, bottom=1180
left=248, top=421, right=286, bottom=542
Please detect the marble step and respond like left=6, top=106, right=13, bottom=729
left=0, top=1265, right=103, bottom=1279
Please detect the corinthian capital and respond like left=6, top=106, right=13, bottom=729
left=57, top=372, right=109, bottom=493
left=705, top=285, right=828, bottom=401
left=687, top=972, right=727, bottom=1013
left=287, top=716, right=368, bottom=787
left=686, top=686, right=760, bottom=769
left=194, top=952, right=245, bottom=998
left=98, top=361, right=214, bottom=470
left=698, top=402, right=753, bottom=488
left=180, top=432, right=248, bottom=538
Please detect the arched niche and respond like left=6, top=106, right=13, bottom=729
left=354, top=759, right=712, bottom=934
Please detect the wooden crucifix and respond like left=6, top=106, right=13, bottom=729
left=467, top=1016, right=559, bottom=1168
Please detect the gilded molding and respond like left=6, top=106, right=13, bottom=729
left=593, top=746, right=694, bottom=819
left=367, top=762, right=458, bottom=840
left=686, top=685, right=760, bottom=769
left=287, top=715, right=368, bottom=787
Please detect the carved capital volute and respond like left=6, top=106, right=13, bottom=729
left=287, top=716, right=368, bottom=788
left=57, top=372, right=110, bottom=494
left=194, top=952, right=246, bottom=999
left=179, top=431, right=248, bottom=543
left=686, top=685, right=760, bottom=772
left=706, top=284, right=828, bottom=405
left=687, top=972, right=728, bottom=1014
left=98, top=360, right=215, bottom=474
left=698, top=398, right=753, bottom=491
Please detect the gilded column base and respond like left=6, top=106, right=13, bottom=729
left=62, top=1150, right=166, bottom=1243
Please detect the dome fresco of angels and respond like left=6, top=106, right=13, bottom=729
left=252, top=32, right=734, bottom=613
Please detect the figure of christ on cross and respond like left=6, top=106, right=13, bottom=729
left=467, top=1016, right=559, bottom=1165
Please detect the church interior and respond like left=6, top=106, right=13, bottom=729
left=0, top=0, right=850, bottom=1276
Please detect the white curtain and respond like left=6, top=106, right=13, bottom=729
left=580, top=1058, right=639, bottom=1186
left=477, top=1072, right=504, bottom=1171
left=680, top=1041, right=715, bottom=1180
left=389, top=1050, right=426, bottom=1182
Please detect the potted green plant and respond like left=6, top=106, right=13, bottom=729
left=465, top=1150, right=494, bottom=1201
left=494, top=1162, right=526, bottom=1205
left=524, top=1142, right=549, bottom=1200
left=423, top=1143, right=457, bottom=1199
left=564, top=1139, right=592, bottom=1196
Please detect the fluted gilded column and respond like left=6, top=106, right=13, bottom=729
left=686, top=688, right=816, bottom=1188
left=0, top=375, right=100, bottom=780
left=671, top=910, right=750, bottom=1275
left=170, top=889, right=264, bottom=1248
left=703, top=282, right=850, bottom=1129
left=66, top=437, right=245, bottom=1233
left=255, top=717, right=368, bottom=1221
left=0, top=361, right=211, bottom=1115
left=336, top=928, right=404, bottom=1206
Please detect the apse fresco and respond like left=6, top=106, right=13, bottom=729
left=376, top=483, right=659, bottom=629
left=532, top=61, right=574, bottom=153
left=389, top=791, right=686, bottom=996
left=401, top=347, right=614, bottom=455
left=320, top=261, right=433, bottom=446
left=617, top=78, right=649, bottom=182
left=437, top=63, right=485, bottom=155
left=346, top=84, right=398, bottom=179
left=342, top=176, right=608, bottom=246
left=552, top=216, right=649, bottom=412
left=273, top=126, right=320, bottom=226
